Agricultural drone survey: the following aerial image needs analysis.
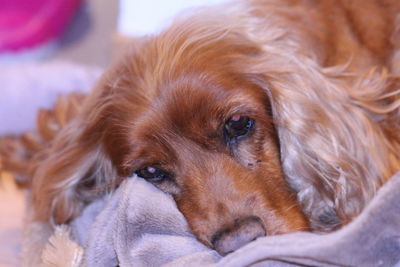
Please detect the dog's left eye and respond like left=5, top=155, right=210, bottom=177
left=135, top=166, right=171, bottom=183
left=225, top=115, right=254, bottom=140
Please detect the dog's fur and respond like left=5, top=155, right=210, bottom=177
left=28, top=0, right=399, bottom=252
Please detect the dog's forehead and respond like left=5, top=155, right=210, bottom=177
left=124, top=77, right=270, bottom=167
left=132, top=80, right=262, bottom=146
left=145, top=86, right=227, bottom=136
left=156, top=83, right=257, bottom=133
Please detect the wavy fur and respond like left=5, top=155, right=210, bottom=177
left=27, top=0, right=400, bottom=246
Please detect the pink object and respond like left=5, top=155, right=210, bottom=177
left=0, top=0, right=82, bottom=52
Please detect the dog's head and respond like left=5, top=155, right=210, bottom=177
left=120, top=65, right=309, bottom=254
left=32, top=16, right=309, bottom=255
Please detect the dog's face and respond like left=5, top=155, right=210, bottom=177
left=32, top=26, right=308, bottom=255
left=120, top=74, right=308, bottom=254
left=93, top=35, right=309, bottom=254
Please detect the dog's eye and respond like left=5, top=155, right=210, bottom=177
left=136, top=166, right=171, bottom=183
left=225, top=115, right=254, bottom=140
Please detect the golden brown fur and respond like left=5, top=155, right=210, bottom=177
left=0, top=93, right=85, bottom=187
left=23, top=0, right=400, bottom=253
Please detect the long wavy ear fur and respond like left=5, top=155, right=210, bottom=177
left=246, top=42, right=400, bottom=231
left=31, top=75, right=119, bottom=224
left=32, top=124, right=116, bottom=224
left=0, top=93, right=85, bottom=188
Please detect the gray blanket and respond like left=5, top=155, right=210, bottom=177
left=69, top=172, right=400, bottom=267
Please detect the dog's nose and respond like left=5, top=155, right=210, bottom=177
left=211, top=216, right=266, bottom=255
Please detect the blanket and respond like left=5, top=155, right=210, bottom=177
left=28, top=172, right=400, bottom=267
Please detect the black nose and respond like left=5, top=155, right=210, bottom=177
left=211, top=216, right=266, bottom=256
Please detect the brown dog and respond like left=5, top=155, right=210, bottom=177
left=30, top=0, right=399, bottom=255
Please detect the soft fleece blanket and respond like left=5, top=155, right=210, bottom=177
left=27, top=172, right=400, bottom=267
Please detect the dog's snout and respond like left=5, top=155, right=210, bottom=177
left=211, top=216, right=266, bottom=255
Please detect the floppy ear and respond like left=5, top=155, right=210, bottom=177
left=244, top=46, right=399, bottom=230
left=30, top=36, right=177, bottom=224
left=32, top=72, right=121, bottom=224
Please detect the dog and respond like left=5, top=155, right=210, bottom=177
left=27, top=0, right=399, bottom=255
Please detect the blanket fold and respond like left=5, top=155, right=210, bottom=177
left=37, top=172, right=400, bottom=266
left=218, top=172, right=400, bottom=267
left=71, top=177, right=220, bottom=267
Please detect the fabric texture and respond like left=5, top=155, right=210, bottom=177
left=70, top=176, right=221, bottom=267
left=32, top=172, right=400, bottom=267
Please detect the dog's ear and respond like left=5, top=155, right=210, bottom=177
left=244, top=46, right=400, bottom=230
left=244, top=65, right=345, bottom=231
left=31, top=71, right=124, bottom=224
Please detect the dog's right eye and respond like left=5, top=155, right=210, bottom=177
left=135, top=166, right=171, bottom=183
left=224, top=115, right=254, bottom=141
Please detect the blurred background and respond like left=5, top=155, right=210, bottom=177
left=0, top=0, right=116, bottom=66
left=0, top=0, right=228, bottom=266
left=0, top=1, right=117, bottom=264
